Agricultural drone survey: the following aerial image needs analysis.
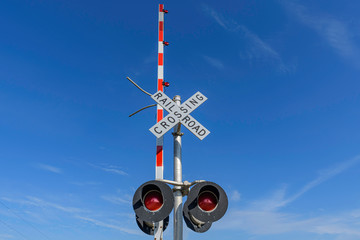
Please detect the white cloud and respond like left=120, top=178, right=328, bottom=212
left=70, top=181, right=102, bottom=186
left=216, top=155, right=360, bottom=238
left=280, top=155, right=360, bottom=207
left=202, top=5, right=229, bottom=31
left=76, top=216, right=141, bottom=235
left=2, top=196, right=85, bottom=214
left=203, top=5, right=293, bottom=73
left=101, top=167, right=127, bottom=175
left=230, top=190, right=241, bottom=202
left=248, top=155, right=360, bottom=212
left=0, top=234, right=15, bottom=240
left=101, top=195, right=131, bottom=205
left=1, top=196, right=140, bottom=237
left=203, top=56, right=224, bottom=70
left=26, top=197, right=85, bottom=214
left=37, top=163, right=62, bottom=174
left=218, top=208, right=360, bottom=237
left=281, top=1, right=360, bottom=66
left=90, top=163, right=128, bottom=176
left=250, top=185, right=288, bottom=211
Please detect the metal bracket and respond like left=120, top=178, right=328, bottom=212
left=156, top=179, right=205, bottom=196
left=172, top=132, right=184, bottom=137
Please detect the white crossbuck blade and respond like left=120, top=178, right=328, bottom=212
left=149, top=91, right=210, bottom=140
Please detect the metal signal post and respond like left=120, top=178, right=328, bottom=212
left=172, top=95, right=183, bottom=240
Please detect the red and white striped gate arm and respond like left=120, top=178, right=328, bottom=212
left=154, top=4, right=167, bottom=240
left=156, top=4, right=166, bottom=180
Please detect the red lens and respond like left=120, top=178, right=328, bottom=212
left=198, top=191, right=218, bottom=212
left=144, top=190, right=163, bottom=211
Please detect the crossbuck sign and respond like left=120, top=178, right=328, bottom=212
left=149, top=91, right=210, bottom=140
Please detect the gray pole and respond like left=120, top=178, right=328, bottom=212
left=173, top=95, right=183, bottom=240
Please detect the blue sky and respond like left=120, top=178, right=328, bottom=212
left=1, top=0, right=360, bottom=240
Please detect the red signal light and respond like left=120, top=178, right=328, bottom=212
left=163, top=41, right=169, bottom=46
left=198, top=191, right=218, bottom=212
left=144, top=190, right=163, bottom=211
left=163, top=81, right=170, bottom=87
left=183, top=181, right=228, bottom=232
left=163, top=9, right=168, bottom=13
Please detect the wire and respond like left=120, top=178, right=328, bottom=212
left=0, top=200, right=52, bottom=240
left=126, top=77, right=152, bottom=96
left=129, top=104, right=157, bottom=117
left=0, top=218, right=29, bottom=240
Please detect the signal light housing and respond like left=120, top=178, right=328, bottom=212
left=133, top=180, right=174, bottom=223
left=163, top=9, right=168, bottom=13
left=162, top=81, right=170, bottom=87
left=163, top=41, right=169, bottom=46
left=136, top=215, right=169, bottom=235
left=183, top=181, right=228, bottom=232
left=183, top=198, right=212, bottom=233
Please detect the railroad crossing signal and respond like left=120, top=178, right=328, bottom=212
left=149, top=91, right=210, bottom=140
left=183, top=182, right=228, bottom=233
left=133, top=180, right=174, bottom=235
left=128, top=3, right=228, bottom=239
left=132, top=180, right=228, bottom=234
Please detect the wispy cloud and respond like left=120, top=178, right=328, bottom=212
left=203, top=4, right=293, bottom=73
left=26, top=197, right=85, bottom=214
left=251, top=155, right=360, bottom=211
left=76, top=216, right=140, bottom=235
left=219, top=208, right=360, bottom=237
left=101, top=167, right=127, bottom=175
left=280, top=155, right=360, bottom=207
left=0, top=196, right=139, bottom=236
left=2, top=196, right=85, bottom=214
left=101, top=195, right=131, bottom=205
left=90, top=163, right=128, bottom=176
left=238, top=25, right=292, bottom=73
left=0, top=234, right=15, bottom=240
left=230, top=190, right=241, bottom=202
left=203, top=56, right=224, bottom=70
left=37, top=163, right=62, bottom=174
left=281, top=1, right=360, bottom=66
left=218, top=155, right=360, bottom=238
left=70, top=181, right=102, bottom=186
left=202, top=5, right=229, bottom=30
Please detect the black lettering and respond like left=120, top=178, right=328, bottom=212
left=154, top=127, right=162, bottom=134
left=198, top=129, right=206, bottom=136
left=185, top=103, right=192, bottom=109
left=188, top=121, right=195, bottom=127
left=153, top=92, right=163, bottom=99
left=165, top=101, right=172, bottom=107
left=180, top=106, right=188, bottom=114
left=196, top=94, right=204, bottom=101
left=159, top=98, right=167, bottom=105
left=160, top=121, right=169, bottom=129
left=167, top=116, right=176, bottom=123
left=182, top=116, right=190, bottom=123
left=192, top=125, right=200, bottom=133
left=189, top=98, right=198, bottom=106
left=168, top=104, right=175, bottom=112
left=174, top=111, right=182, bottom=118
